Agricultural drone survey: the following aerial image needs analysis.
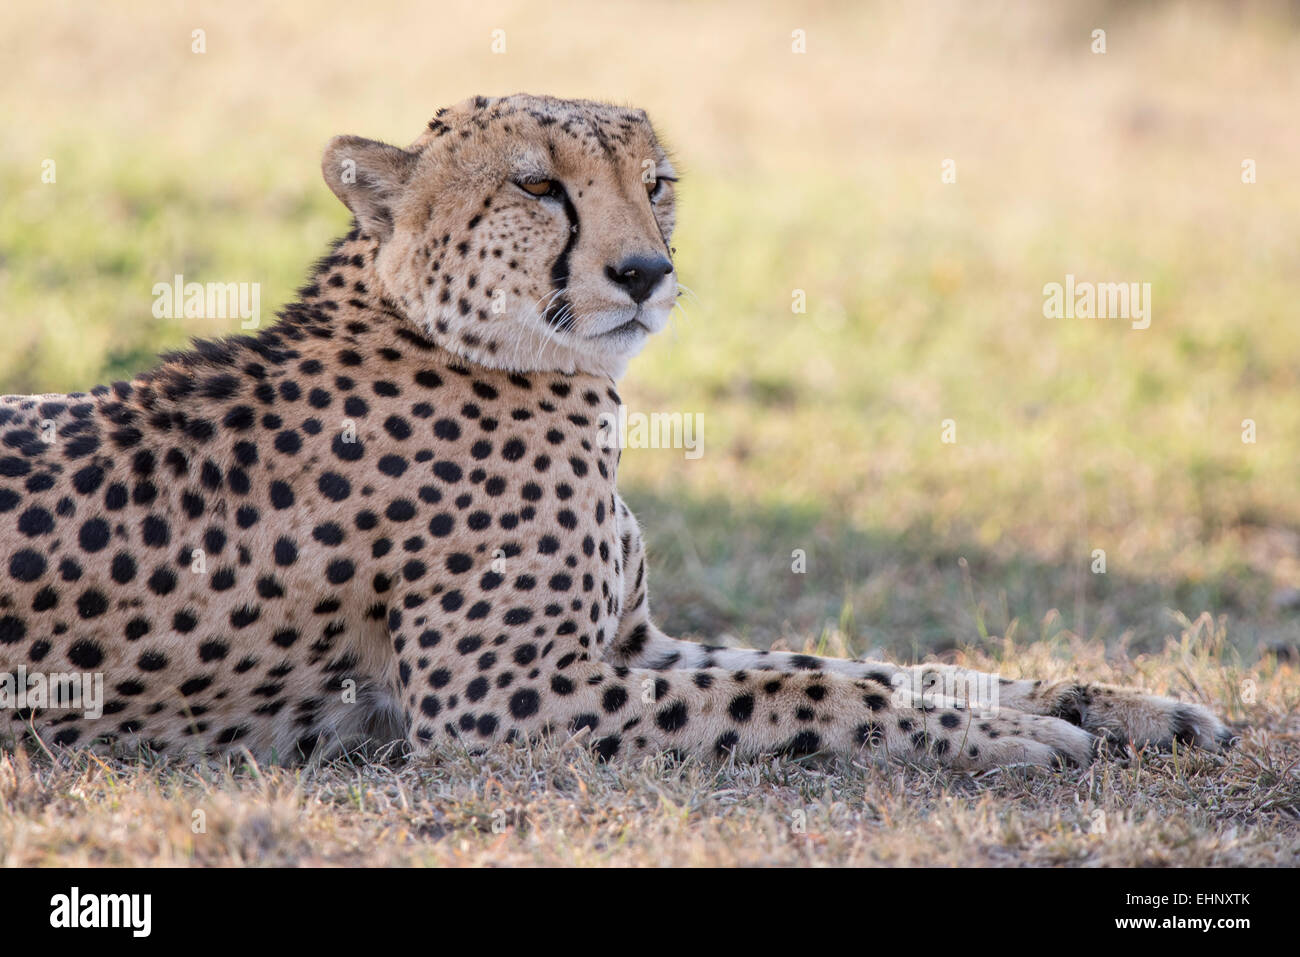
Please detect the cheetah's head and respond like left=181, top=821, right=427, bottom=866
left=322, top=94, right=678, bottom=379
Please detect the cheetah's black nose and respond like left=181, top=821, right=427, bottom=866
left=605, top=255, right=673, bottom=304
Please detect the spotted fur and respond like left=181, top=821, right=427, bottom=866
left=0, top=95, right=1233, bottom=768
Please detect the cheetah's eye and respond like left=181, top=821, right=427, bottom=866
left=517, top=179, right=557, bottom=198
left=647, top=176, right=675, bottom=202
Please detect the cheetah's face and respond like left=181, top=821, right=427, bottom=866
left=322, top=94, right=678, bottom=378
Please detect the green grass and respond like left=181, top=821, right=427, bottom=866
left=1, top=0, right=1298, bottom=865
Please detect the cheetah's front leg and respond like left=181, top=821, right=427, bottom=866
left=394, top=645, right=1096, bottom=771
left=609, top=498, right=1233, bottom=756
left=825, top=662, right=1234, bottom=753
left=990, top=677, right=1234, bottom=753
left=610, top=621, right=1232, bottom=755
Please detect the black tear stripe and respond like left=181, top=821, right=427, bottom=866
left=544, top=187, right=581, bottom=328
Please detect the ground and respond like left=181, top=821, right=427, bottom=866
left=2, top=1, right=1299, bottom=865
left=3, top=620, right=1296, bottom=866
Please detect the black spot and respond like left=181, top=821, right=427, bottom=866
left=551, top=674, right=575, bottom=695
left=332, top=433, right=364, bottom=461
left=728, top=694, right=755, bottom=723
left=784, top=731, right=822, bottom=757
left=318, top=472, right=352, bottom=501
left=508, top=688, right=540, bottom=719
left=655, top=701, right=688, bottom=732
left=433, top=460, right=463, bottom=484
left=199, top=641, right=229, bottom=662
left=384, top=416, right=412, bottom=440
left=855, top=722, right=883, bottom=747
left=67, top=638, right=104, bottom=667
left=269, top=481, right=294, bottom=509
left=17, top=507, right=55, bottom=537
left=180, top=677, right=212, bottom=696
left=71, top=464, right=105, bottom=495
left=274, top=430, right=302, bottom=454
left=313, top=523, right=345, bottom=546
left=0, top=616, right=27, bottom=645
left=326, top=559, right=355, bottom=584
left=714, top=731, right=740, bottom=756
left=602, top=686, right=628, bottom=713
left=386, top=499, right=416, bottom=522
left=570, top=713, right=599, bottom=735
left=110, top=552, right=137, bottom=584
left=9, top=549, right=47, bottom=583
left=76, top=589, right=109, bottom=619
left=378, top=454, right=408, bottom=477
left=224, top=405, right=255, bottom=430
left=147, top=567, right=177, bottom=596
left=140, top=515, right=169, bottom=548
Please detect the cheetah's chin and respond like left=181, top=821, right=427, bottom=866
left=585, top=303, right=672, bottom=342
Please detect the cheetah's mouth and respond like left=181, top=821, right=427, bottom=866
left=583, top=303, right=671, bottom=344
left=599, top=318, right=650, bottom=338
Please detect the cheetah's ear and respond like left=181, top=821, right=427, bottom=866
left=435, top=95, right=500, bottom=122
left=322, top=135, right=419, bottom=240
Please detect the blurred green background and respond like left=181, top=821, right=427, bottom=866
left=2, top=0, right=1298, bottom=660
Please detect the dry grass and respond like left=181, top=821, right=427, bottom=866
left=3, top=617, right=1296, bottom=867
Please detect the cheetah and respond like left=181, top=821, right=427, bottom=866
left=0, top=94, right=1233, bottom=769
